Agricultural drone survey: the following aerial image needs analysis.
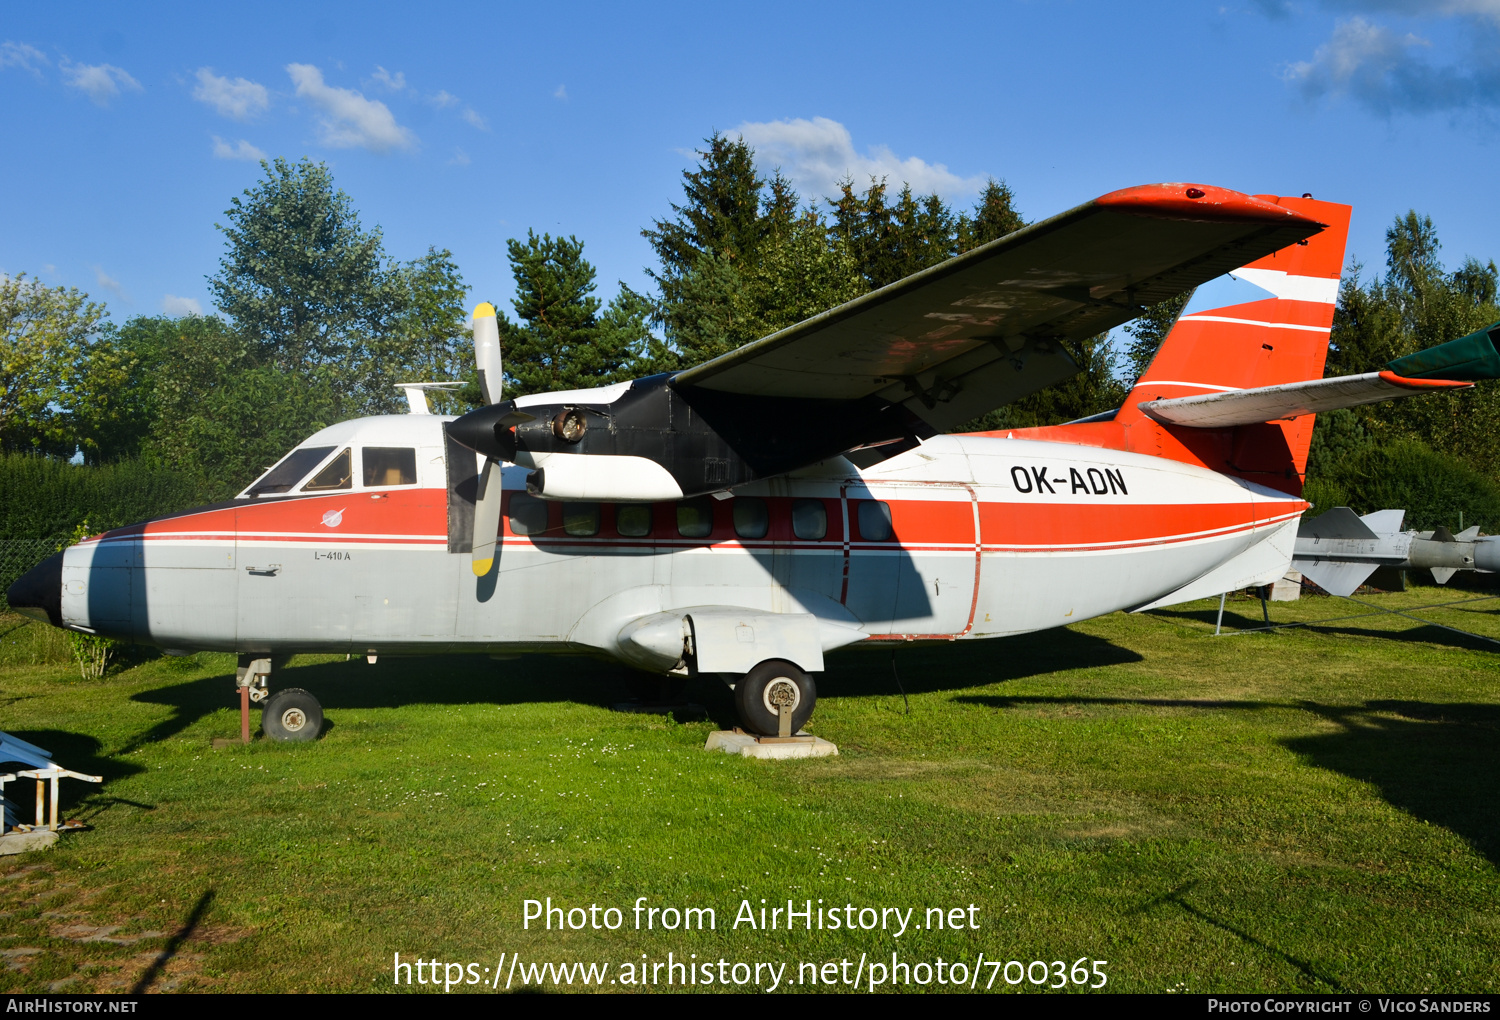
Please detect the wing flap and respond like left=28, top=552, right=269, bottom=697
left=674, top=184, right=1323, bottom=431
left=1138, top=371, right=1473, bottom=429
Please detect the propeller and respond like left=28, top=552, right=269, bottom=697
left=470, top=303, right=506, bottom=576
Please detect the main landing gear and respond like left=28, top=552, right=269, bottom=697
left=236, top=655, right=324, bottom=743
left=733, top=660, right=817, bottom=738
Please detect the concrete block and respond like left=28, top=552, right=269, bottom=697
left=1270, top=570, right=1303, bottom=602
left=704, top=731, right=838, bottom=760
left=0, top=829, right=58, bottom=855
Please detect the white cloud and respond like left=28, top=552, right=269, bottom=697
left=448, top=147, right=471, bottom=166
left=1322, top=0, right=1500, bottom=21
left=61, top=60, right=141, bottom=106
left=92, top=265, right=127, bottom=299
left=554, top=84, right=567, bottom=100
left=461, top=107, right=488, bottom=130
left=370, top=65, right=406, bottom=91
left=731, top=116, right=985, bottom=201
left=191, top=68, right=269, bottom=120
left=428, top=90, right=459, bottom=108
left=161, top=294, right=202, bottom=316
left=0, top=41, right=48, bottom=77
left=1284, top=15, right=1496, bottom=112
left=212, top=136, right=267, bottom=161
left=286, top=63, right=416, bottom=152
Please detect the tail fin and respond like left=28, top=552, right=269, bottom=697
left=1113, top=195, right=1351, bottom=485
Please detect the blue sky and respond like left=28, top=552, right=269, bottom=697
left=4, top=1, right=1500, bottom=329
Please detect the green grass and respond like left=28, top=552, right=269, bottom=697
left=0, top=585, right=1497, bottom=994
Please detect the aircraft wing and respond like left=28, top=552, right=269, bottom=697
left=1137, top=371, right=1473, bottom=429
left=673, top=184, right=1325, bottom=432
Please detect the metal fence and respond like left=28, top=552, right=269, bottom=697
left=0, top=540, right=59, bottom=610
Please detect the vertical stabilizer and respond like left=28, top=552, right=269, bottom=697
left=1110, top=195, right=1352, bottom=488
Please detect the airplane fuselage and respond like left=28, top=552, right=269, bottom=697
left=48, top=413, right=1304, bottom=664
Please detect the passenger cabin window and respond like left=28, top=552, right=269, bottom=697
left=676, top=497, right=714, bottom=538
left=858, top=500, right=893, bottom=541
left=247, top=446, right=334, bottom=496
left=563, top=502, right=600, bottom=537
left=508, top=493, right=549, bottom=535
left=303, top=448, right=352, bottom=492
left=792, top=498, right=828, bottom=540
left=616, top=504, right=652, bottom=537
left=733, top=497, right=768, bottom=539
left=363, top=447, right=417, bottom=487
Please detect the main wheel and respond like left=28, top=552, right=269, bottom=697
left=262, top=687, right=323, bottom=742
left=733, top=660, right=816, bottom=736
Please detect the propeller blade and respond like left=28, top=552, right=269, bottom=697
left=473, top=302, right=503, bottom=405
left=472, top=457, right=504, bottom=576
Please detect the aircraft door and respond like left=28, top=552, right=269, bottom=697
left=845, top=483, right=979, bottom=638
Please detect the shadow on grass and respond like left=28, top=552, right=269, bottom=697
left=123, top=628, right=1143, bottom=750
left=822, top=628, right=1142, bottom=698
left=1285, top=700, right=1500, bottom=867
left=0, top=729, right=147, bottom=821
left=1140, top=881, right=1345, bottom=991
left=131, top=888, right=213, bottom=994
left=1147, top=602, right=1500, bottom=654
left=956, top=693, right=1500, bottom=868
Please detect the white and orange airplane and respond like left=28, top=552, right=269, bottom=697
left=8, top=185, right=1475, bottom=741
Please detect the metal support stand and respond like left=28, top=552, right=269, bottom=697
left=7, top=766, right=101, bottom=833
left=240, top=685, right=250, bottom=745
left=1215, top=592, right=1227, bottom=636
left=1261, top=590, right=1270, bottom=626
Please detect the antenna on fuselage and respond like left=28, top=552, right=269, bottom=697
left=394, top=381, right=462, bottom=415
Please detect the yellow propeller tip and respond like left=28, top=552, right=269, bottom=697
left=473, top=302, right=496, bottom=319
left=471, top=558, right=493, bottom=577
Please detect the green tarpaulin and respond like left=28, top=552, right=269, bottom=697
left=1387, top=321, right=1500, bottom=380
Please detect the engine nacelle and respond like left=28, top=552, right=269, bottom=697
left=524, top=452, right=685, bottom=502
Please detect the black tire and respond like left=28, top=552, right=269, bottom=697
left=733, top=660, right=816, bottom=736
left=262, top=687, right=323, bottom=742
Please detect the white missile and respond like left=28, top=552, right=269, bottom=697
left=1292, top=507, right=1496, bottom=595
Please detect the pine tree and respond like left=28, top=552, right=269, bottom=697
left=956, top=178, right=1025, bottom=252
left=1323, top=211, right=1500, bottom=473
left=497, top=231, right=651, bottom=396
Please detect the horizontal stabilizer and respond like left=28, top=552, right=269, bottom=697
left=1457, top=526, right=1481, bottom=541
left=1294, top=559, right=1379, bottom=597
left=1298, top=506, right=1376, bottom=541
left=1387, top=321, right=1500, bottom=381
left=1138, top=371, right=1472, bottom=429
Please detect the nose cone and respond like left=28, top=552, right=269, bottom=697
left=447, top=401, right=525, bottom=461
left=7, top=551, right=63, bottom=627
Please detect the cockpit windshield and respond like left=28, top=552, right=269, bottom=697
left=246, top=446, right=336, bottom=496
left=303, top=448, right=353, bottom=492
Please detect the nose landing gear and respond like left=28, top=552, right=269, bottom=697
left=234, top=655, right=324, bottom=743
left=262, top=688, right=324, bottom=742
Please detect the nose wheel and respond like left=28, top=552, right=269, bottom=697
left=262, top=688, right=324, bottom=742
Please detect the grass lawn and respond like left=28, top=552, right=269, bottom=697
left=0, top=584, right=1497, bottom=994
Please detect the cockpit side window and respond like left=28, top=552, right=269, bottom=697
left=303, top=448, right=353, bottom=492
left=363, top=447, right=417, bottom=487
left=247, top=446, right=335, bottom=496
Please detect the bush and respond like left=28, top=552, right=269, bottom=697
left=0, top=453, right=208, bottom=542
left=1309, top=438, right=1500, bottom=532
